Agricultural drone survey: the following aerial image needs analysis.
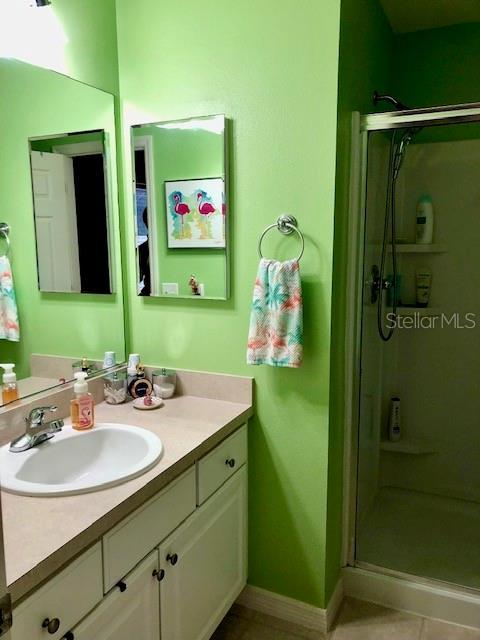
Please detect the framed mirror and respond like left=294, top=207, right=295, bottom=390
left=0, top=59, right=125, bottom=407
left=131, top=115, right=229, bottom=300
left=29, top=130, right=113, bottom=294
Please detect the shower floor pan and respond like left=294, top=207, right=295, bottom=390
left=357, top=486, right=480, bottom=590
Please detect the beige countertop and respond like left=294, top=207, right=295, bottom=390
left=0, top=377, right=60, bottom=408
left=2, top=395, right=252, bottom=604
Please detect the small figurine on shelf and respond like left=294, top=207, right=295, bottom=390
left=189, top=274, right=201, bottom=296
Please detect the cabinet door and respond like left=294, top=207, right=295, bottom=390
left=159, top=465, right=247, bottom=640
left=71, top=551, right=160, bottom=640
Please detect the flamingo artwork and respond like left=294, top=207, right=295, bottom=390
left=197, top=190, right=216, bottom=217
left=172, top=191, right=190, bottom=238
left=165, top=178, right=225, bottom=248
left=221, top=193, right=226, bottom=240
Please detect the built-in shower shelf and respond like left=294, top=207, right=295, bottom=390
left=396, top=307, right=441, bottom=318
left=389, top=244, right=447, bottom=254
left=380, top=440, right=437, bottom=455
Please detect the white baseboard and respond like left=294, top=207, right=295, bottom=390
left=343, top=566, right=480, bottom=630
left=236, top=579, right=344, bottom=634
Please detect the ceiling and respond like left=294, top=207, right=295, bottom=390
left=380, top=0, right=480, bottom=33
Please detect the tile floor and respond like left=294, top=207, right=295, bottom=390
left=212, top=597, right=480, bottom=639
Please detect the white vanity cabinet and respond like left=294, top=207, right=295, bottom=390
left=69, top=550, right=159, bottom=640
left=12, top=543, right=103, bottom=640
left=11, top=424, right=248, bottom=640
left=159, top=466, right=247, bottom=640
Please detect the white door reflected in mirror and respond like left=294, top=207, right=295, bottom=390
left=29, top=130, right=113, bottom=294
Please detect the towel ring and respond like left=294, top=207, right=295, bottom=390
left=0, top=223, right=10, bottom=257
left=258, top=215, right=304, bottom=262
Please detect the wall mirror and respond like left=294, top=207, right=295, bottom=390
left=131, top=114, right=229, bottom=300
left=29, top=130, right=113, bottom=294
left=0, top=58, right=125, bottom=407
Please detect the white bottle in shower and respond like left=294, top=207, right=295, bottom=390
left=388, top=397, right=401, bottom=442
left=416, top=195, right=434, bottom=244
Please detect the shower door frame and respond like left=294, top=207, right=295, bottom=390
left=343, top=101, right=480, bottom=574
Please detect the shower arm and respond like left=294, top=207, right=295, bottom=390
left=373, top=91, right=410, bottom=112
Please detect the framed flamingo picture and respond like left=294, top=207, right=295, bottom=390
left=164, top=177, right=226, bottom=249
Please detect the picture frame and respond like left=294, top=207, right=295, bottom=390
left=164, top=177, right=226, bottom=249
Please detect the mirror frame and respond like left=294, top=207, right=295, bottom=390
left=130, top=114, right=230, bottom=301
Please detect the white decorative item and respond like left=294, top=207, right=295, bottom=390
left=133, top=396, right=164, bottom=410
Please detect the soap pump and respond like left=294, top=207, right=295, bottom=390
left=1, top=364, right=18, bottom=404
left=71, top=372, right=94, bottom=431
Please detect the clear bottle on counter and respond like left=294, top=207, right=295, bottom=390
left=152, top=368, right=176, bottom=399
left=104, top=371, right=127, bottom=405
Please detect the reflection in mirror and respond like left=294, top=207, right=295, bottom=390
left=131, top=115, right=229, bottom=300
left=29, top=130, right=113, bottom=294
left=0, top=59, right=125, bottom=407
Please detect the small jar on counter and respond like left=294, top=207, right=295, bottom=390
left=104, top=371, right=128, bottom=404
left=152, top=368, right=176, bottom=399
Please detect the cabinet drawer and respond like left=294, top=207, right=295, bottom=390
left=71, top=550, right=159, bottom=640
left=103, top=466, right=196, bottom=591
left=12, top=542, right=102, bottom=640
left=197, top=425, right=247, bottom=504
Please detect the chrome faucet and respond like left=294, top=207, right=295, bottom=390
left=9, top=405, right=64, bottom=453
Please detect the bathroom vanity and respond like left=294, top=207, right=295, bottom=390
left=1, top=377, right=252, bottom=640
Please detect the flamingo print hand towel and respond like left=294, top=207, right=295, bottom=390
left=247, top=259, right=303, bottom=368
left=0, top=255, right=20, bottom=342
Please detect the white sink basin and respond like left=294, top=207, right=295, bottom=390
left=0, top=424, right=163, bottom=497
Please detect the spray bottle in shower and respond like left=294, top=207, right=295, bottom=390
left=388, top=397, right=401, bottom=442
left=416, top=195, right=434, bottom=244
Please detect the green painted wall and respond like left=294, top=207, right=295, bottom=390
left=132, top=125, right=226, bottom=298
left=0, top=60, right=125, bottom=379
left=330, top=0, right=393, bottom=595
left=393, top=23, right=480, bottom=110
left=0, top=0, right=119, bottom=94
left=30, top=131, right=104, bottom=153
left=393, top=23, right=480, bottom=144
left=53, top=0, right=119, bottom=93
left=117, top=0, right=341, bottom=607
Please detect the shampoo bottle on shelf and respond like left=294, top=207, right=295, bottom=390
left=388, top=397, right=401, bottom=442
left=1, top=364, right=18, bottom=404
left=416, top=267, right=432, bottom=307
left=416, top=195, right=434, bottom=244
left=71, top=372, right=94, bottom=431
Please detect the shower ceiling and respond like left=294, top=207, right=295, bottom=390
left=380, top=0, right=480, bottom=33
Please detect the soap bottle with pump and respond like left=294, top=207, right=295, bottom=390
left=1, top=364, right=18, bottom=404
left=71, top=372, right=94, bottom=430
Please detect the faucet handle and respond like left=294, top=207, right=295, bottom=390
left=26, top=405, right=58, bottom=426
left=49, top=419, right=64, bottom=433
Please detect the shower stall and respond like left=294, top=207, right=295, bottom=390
left=344, top=100, right=480, bottom=625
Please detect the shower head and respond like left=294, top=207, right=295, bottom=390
left=392, top=127, right=419, bottom=181
left=373, top=91, right=410, bottom=111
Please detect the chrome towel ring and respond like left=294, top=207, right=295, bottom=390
left=258, top=215, right=304, bottom=262
left=0, top=223, right=10, bottom=257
